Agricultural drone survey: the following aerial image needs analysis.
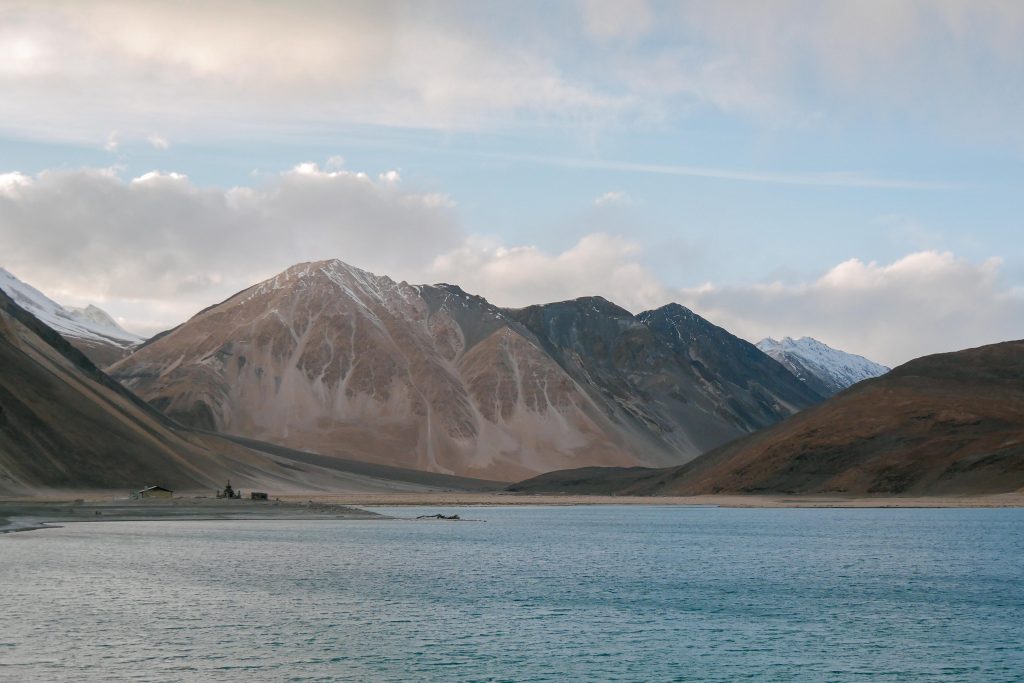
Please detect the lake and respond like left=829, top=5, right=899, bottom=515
left=1, top=506, right=1022, bottom=681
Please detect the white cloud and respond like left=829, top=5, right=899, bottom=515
left=677, top=251, right=1024, bottom=366
left=430, top=233, right=668, bottom=311
left=103, top=130, right=119, bottom=151
left=594, top=191, right=631, bottom=206
left=147, top=133, right=169, bottom=150
left=0, top=162, right=1019, bottom=363
left=0, top=172, right=31, bottom=194
left=130, top=170, right=187, bottom=185
left=0, top=164, right=461, bottom=335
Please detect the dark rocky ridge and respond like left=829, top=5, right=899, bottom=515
left=505, top=298, right=823, bottom=460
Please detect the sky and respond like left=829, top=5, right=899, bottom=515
left=0, top=0, right=1022, bottom=366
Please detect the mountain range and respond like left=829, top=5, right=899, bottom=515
left=0, top=267, right=143, bottom=367
left=108, top=259, right=823, bottom=480
left=511, top=340, right=1024, bottom=496
left=4, top=257, right=1014, bottom=497
left=0, top=284, right=497, bottom=496
left=756, top=336, right=889, bottom=396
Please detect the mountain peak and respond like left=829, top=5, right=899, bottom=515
left=651, top=302, right=695, bottom=315
left=637, top=303, right=723, bottom=339
left=756, top=335, right=889, bottom=396
left=0, top=267, right=142, bottom=364
left=574, top=295, right=631, bottom=314
left=424, top=283, right=497, bottom=311
left=246, top=259, right=399, bottom=302
left=280, top=258, right=378, bottom=281
left=506, top=295, right=633, bottom=319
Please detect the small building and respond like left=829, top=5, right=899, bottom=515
left=250, top=492, right=268, bottom=501
left=216, top=481, right=241, bottom=499
left=136, top=485, right=173, bottom=499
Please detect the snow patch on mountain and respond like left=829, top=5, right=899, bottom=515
left=0, top=267, right=143, bottom=347
left=757, top=336, right=889, bottom=396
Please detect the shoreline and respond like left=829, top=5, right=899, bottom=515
left=0, top=498, right=387, bottom=534
left=0, top=517, right=59, bottom=534
left=1, top=490, right=1022, bottom=534
left=282, top=491, right=1024, bottom=509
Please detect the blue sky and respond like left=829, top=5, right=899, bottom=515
left=0, top=0, right=1022, bottom=364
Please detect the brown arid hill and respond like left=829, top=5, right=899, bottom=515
left=510, top=340, right=1024, bottom=496
left=0, top=287, right=496, bottom=496
left=109, top=259, right=822, bottom=481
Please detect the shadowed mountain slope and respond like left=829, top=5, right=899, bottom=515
left=0, top=288, right=495, bottom=495
left=507, top=299, right=823, bottom=459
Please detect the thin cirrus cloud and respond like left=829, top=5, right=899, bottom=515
left=0, top=1, right=628, bottom=144
left=1, top=1, right=1021, bottom=145
left=508, top=153, right=956, bottom=190
left=577, top=0, right=653, bottom=42
left=593, top=191, right=631, bottom=207
left=1, top=163, right=1020, bottom=364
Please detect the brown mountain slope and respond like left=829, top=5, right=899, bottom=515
left=109, top=260, right=822, bottom=480
left=0, top=288, right=495, bottom=496
left=510, top=341, right=1024, bottom=496
left=110, top=261, right=636, bottom=480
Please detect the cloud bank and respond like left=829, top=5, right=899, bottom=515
left=677, top=252, right=1024, bottom=367
left=1, top=164, right=1020, bottom=364
left=0, top=164, right=461, bottom=333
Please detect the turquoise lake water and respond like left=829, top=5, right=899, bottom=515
left=1, top=506, right=1022, bottom=682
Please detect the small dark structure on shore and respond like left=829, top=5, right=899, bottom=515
left=135, top=485, right=173, bottom=499
left=250, top=492, right=268, bottom=501
left=216, top=481, right=242, bottom=499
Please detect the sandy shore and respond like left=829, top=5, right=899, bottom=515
left=3, top=491, right=1021, bottom=534
left=0, top=497, right=385, bottom=534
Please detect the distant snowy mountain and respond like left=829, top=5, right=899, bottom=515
left=0, top=267, right=143, bottom=366
left=757, top=336, right=889, bottom=397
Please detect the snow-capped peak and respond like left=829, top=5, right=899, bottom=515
left=756, top=335, right=889, bottom=396
left=0, top=267, right=143, bottom=347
